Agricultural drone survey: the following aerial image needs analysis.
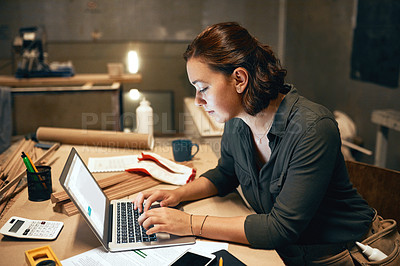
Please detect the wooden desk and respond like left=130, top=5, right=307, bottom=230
left=0, top=140, right=283, bottom=265
left=0, top=74, right=142, bottom=132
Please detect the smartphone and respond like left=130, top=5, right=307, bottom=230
left=170, top=249, right=216, bottom=266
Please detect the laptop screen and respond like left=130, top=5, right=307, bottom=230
left=63, top=152, right=107, bottom=239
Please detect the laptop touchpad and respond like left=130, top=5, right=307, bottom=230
left=156, top=232, right=171, bottom=240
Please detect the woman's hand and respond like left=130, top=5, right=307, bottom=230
left=138, top=207, right=192, bottom=236
left=133, top=189, right=182, bottom=213
left=134, top=177, right=218, bottom=213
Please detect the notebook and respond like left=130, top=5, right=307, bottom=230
left=88, top=155, right=139, bottom=173
left=59, top=147, right=195, bottom=252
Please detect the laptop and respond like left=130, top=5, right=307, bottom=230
left=59, top=147, right=195, bottom=252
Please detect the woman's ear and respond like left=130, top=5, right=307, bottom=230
left=232, top=67, right=248, bottom=94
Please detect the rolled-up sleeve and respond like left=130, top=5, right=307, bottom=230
left=244, top=118, right=341, bottom=249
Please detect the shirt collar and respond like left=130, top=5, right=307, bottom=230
left=226, top=84, right=299, bottom=137
left=269, top=84, right=299, bottom=137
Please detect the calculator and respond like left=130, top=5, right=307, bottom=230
left=0, top=216, right=64, bottom=240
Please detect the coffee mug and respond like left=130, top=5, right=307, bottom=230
left=172, top=139, right=199, bottom=162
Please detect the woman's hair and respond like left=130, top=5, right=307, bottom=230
left=183, top=22, right=288, bottom=116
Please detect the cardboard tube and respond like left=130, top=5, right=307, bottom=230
left=36, top=127, right=154, bottom=150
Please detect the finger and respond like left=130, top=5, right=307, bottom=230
left=134, top=191, right=155, bottom=212
left=137, top=192, right=151, bottom=213
left=143, top=199, right=152, bottom=212
left=160, top=200, right=170, bottom=207
left=145, top=224, right=164, bottom=235
left=141, top=216, right=155, bottom=230
left=143, top=193, right=161, bottom=212
left=138, top=210, right=150, bottom=225
left=140, top=212, right=161, bottom=229
left=133, top=192, right=144, bottom=211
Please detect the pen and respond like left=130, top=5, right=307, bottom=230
left=219, top=257, right=223, bottom=266
left=24, top=152, right=39, bottom=173
left=21, top=153, right=35, bottom=173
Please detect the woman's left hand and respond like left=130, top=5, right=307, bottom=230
left=138, top=207, right=192, bottom=236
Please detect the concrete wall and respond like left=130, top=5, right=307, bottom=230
left=285, top=0, right=400, bottom=170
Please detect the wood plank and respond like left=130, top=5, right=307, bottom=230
left=0, top=143, right=60, bottom=197
left=51, top=171, right=133, bottom=203
left=346, top=160, right=400, bottom=225
left=106, top=181, right=160, bottom=200
left=0, top=141, right=35, bottom=214
left=10, top=85, right=120, bottom=93
left=55, top=174, right=161, bottom=216
left=0, top=139, right=25, bottom=175
left=104, top=177, right=160, bottom=198
left=0, top=74, right=142, bottom=87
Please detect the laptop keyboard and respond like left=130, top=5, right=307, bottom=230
left=116, top=202, right=157, bottom=244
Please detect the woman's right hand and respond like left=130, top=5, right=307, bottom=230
left=133, top=189, right=182, bottom=213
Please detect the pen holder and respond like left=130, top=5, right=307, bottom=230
left=27, top=166, right=52, bottom=202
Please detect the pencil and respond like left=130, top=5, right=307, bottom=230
left=219, top=257, right=223, bottom=266
left=23, top=152, right=48, bottom=189
left=24, top=152, right=38, bottom=173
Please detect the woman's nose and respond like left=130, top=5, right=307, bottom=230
left=194, top=91, right=206, bottom=106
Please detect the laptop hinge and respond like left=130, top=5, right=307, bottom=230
left=108, top=204, right=113, bottom=244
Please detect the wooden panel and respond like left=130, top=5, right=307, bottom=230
left=346, top=160, right=400, bottom=226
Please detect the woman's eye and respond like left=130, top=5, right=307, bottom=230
left=199, top=87, right=208, bottom=93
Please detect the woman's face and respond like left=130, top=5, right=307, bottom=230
left=186, top=58, right=243, bottom=123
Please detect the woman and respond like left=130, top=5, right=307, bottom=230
left=135, top=22, right=375, bottom=264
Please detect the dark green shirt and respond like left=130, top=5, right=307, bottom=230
left=201, top=86, right=374, bottom=249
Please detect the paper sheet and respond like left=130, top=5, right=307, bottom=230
left=61, top=241, right=228, bottom=266
left=88, top=155, right=139, bottom=172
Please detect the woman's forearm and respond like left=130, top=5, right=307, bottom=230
left=175, top=176, right=219, bottom=202
left=191, top=215, right=249, bottom=245
left=175, top=178, right=249, bottom=244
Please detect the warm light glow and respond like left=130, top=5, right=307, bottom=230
left=127, top=50, right=139, bottom=74
left=129, top=88, right=141, bottom=100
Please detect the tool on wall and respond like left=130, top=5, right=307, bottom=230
left=13, top=26, right=74, bottom=78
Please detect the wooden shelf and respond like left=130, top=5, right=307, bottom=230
left=0, top=73, right=142, bottom=87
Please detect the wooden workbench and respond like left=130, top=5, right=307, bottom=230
left=0, top=139, right=283, bottom=265
left=371, top=109, right=400, bottom=168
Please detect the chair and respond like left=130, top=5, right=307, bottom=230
left=346, top=160, right=400, bottom=228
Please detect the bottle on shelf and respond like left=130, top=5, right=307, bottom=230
left=136, top=98, right=153, bottom=136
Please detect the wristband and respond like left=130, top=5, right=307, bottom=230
left=190, top=214, right=194, bottom=235
left=199, top=215, right=208, bottom=235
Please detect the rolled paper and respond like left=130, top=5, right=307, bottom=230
left=36, top=127, right=154, bottom=150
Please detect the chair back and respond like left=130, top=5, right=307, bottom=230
left=346, top=160, right=400, bottom=228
